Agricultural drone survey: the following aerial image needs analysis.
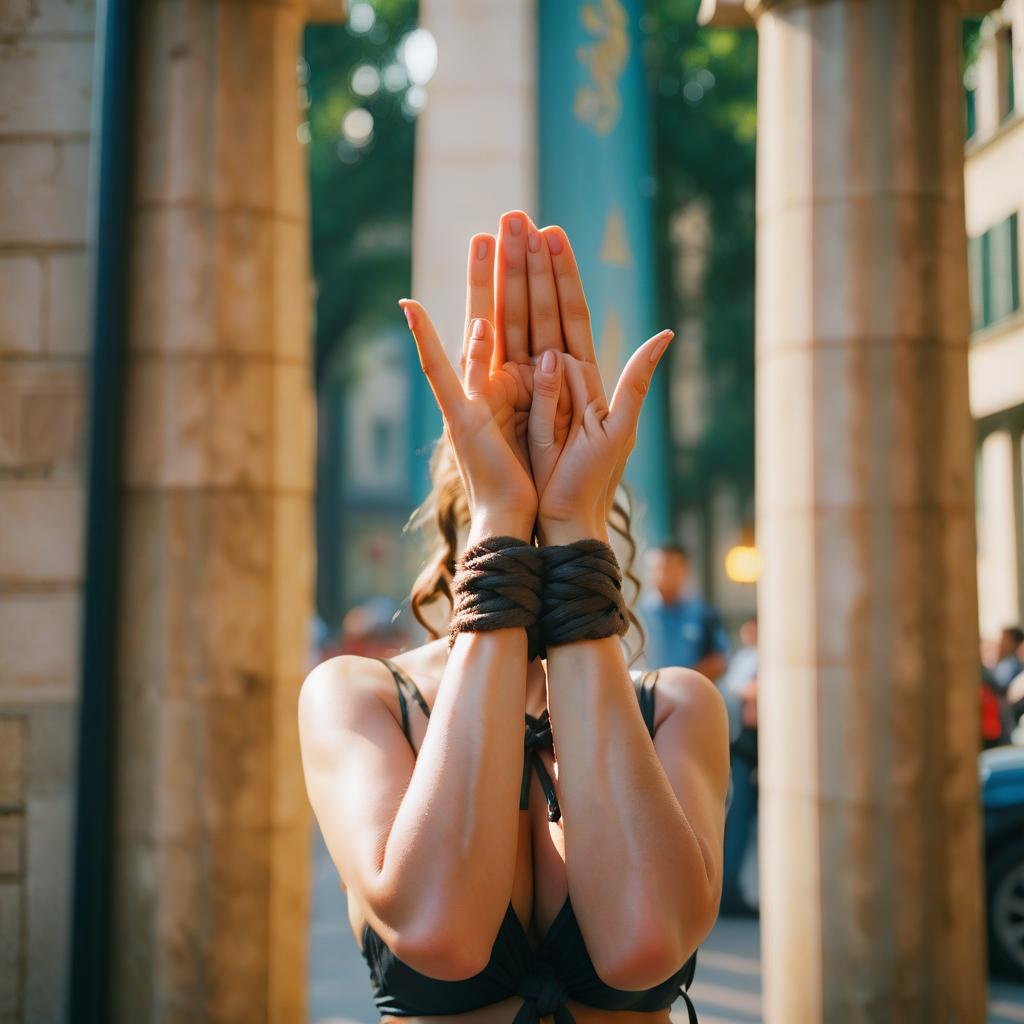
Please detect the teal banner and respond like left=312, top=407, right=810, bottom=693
left=539, top=0, right=669, bottom=542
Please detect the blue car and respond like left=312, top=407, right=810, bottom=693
left=981, top=745, right=1024, bottom=981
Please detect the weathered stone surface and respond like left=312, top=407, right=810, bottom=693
left=0, top=363, right=85, bottom=478
left=0, top=141, right=88, bottom=246
left=754, top=0, right=986, bottom=1020
left=0, top=817, right=21, bottom=877
left=0, top=38, right=93, bottom=136
left=0, top=883, right=21, bottom=1020
left=0, top=719, right=25, bottom=809
left=23, top=788, right=71, bottom=1024
left=0, top=592, right=79, bottom=688
left=0, top=258, right=42, bottom=356
left=1, top=0, right=96, bottom=36
left=0, top=483, right=83, bottom=585
left=46, top=251, right=89, bottom=355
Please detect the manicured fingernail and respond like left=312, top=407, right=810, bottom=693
left=650, top=331, right=673, bottom=363
left=508, top=216, right=523, bottom=237
left=528, top=230, right=541, bottom=253
left=476, top=238, right=489, bottom=260
left=545, top=230, right=564, bottom=255
left=540, top=349, right=556, bottom=373
left=399, top=301, right=414, bottom=330
left=471, top=318, right=486, bottom=340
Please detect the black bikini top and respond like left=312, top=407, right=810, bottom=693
left=360, top=658, right=700, bottom=1023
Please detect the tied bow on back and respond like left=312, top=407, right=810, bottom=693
left=521, top=711, right=560, bottom=823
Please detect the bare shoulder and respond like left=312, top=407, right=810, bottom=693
left=298, top=654, right=401, bottom=739
left=648, top=665, right=729, bottom=733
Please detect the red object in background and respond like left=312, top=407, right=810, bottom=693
left=981, top=684, right=1005, bottom=743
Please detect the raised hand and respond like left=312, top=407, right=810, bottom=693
left=400, top=236, right=537, bottom=544
left=523, top=229, right=673, bottom=543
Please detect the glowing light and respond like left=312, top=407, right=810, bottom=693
left=342, top=108, right=374, bottom=146
left=401, top=28, right=438, bottom=86
left=351, top=64, right=380, bottom=97
left=382, top=62, right=408, bottom=92
left=402, top=85, right=427, bottom=116
left=724, top=545, right=762, bottom=584
left=348, top=2, right=375, bottom=33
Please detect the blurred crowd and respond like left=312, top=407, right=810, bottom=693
left=981, top=625, right=1024, bottom=749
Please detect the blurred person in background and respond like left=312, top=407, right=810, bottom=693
left=992, top=625, right=1024, bottom=692
left=717, top=618, right=759, bottom=917
left=640, top=544, right=729, bottom=682
left=299, top=214, right=729, bottom=1024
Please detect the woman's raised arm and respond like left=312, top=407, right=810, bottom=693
left=299, top=234, right=536, bottom=980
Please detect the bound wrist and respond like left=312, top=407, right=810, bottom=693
left=538, top=518, right=609, bottom=546
left=468, top=510, right=534, bottom=546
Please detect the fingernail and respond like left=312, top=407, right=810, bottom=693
left=649, top=331, right=673, bottom=363
left=399, top=301, right=414, bottom=330
left=508, top=216, right=523, bottom=237
left=540, top=349, right=556, bottom=373
left=476, top=238, right=489, bottom=260
left=545, top=230, right=564, bottom=255
left=472, top=318, right=486, bottom=340
left=528, top=230, right=541, bottom=253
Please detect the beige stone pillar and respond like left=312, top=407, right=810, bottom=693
left=753, top=1, right=987, bottom=1021
left=0, top=1, right=94, bottom=1021
left=413, top=0, right=537, bottom=360
left=111, top=2, right=339, bottom=1020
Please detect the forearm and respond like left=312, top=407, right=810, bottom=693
left=541, top=511, right=716, bottom=976
left=380, top=517, right=531, bottom=947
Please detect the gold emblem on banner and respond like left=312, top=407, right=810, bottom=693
left=599, top=307, right=625, bottom=385
left=600, top=206, right=632, bottom=267
left=574, top=0, right=629, bottom=135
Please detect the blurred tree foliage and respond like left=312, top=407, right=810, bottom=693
left=303, top=0, right=419, bottom=384
left=644, top=0, right=758, bottom=521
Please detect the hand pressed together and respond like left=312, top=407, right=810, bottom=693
left=402, top=211, right=673, bottom=544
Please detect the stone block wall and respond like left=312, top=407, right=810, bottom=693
left=0, top=1, right=95, bottom=1021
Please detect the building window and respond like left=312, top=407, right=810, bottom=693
left=970, top=212, right=1021, bottom=332
left=997, top=26, right=1016, bottom=122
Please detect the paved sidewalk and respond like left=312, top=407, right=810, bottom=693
left=308, top=825, right=1024, bottom=1024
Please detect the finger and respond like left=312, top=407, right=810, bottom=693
left=463, top=233, right=495, bottom=375
left=525, top=224, right=563, bottom=356
left=496, top=210, right=530, bottom=365
left=541, top=226, right=596, bottom=363
left=464, top=317, right=494, bottom=399
left=399, top=299, right=464, bottom=421
left=607, top=329, right=674, bottom=438
left=561, top=353, right=593, bottom=428
left=529, top=348, right=562, bottom=449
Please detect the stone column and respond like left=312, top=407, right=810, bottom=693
left=752, top=1, right=986, bottom=1021
left=0, top=2, right=95, bottom=1021
left=111, top=2, right=339, bottom=1020
left=412, top=0, right=537, bottom=358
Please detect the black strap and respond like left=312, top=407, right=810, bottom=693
left=632, top=670, right=657, bottom=738
left=377, top=657, right=431, bottom=743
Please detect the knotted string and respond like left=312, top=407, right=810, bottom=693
left=512, top=961, right=575, bottom=1023
left=521, top=711, right=561, bottom=822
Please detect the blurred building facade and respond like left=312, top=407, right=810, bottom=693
left=967, top=0, right=1024, bottom=643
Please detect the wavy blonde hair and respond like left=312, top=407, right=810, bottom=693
left=405, top=435, right=647, bottom=665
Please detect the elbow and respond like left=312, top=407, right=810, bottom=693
left=593, top=890, right=718, bottom=991
left=388, top=917, right=493, bottom=981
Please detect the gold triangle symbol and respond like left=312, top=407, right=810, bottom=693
left=600, top=207, right=632, bottom=267
left=599, top=308, right=624, bottom=387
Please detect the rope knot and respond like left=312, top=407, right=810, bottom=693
left=519, top=962, right=566, bottom=1017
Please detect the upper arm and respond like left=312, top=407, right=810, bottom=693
left=651, top=667, right=731, bottom=895
left=298, top=656, right=415, bottom=924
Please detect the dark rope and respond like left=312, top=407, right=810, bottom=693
left=539, top=539, right=628, bottom=650
left=448, top=536, right=544, bottom=658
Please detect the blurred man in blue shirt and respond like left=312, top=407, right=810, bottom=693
left=640, top=544, right=728, bottom=680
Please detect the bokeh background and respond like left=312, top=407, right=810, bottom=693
left=2, top=0, right=1024, bottom=1022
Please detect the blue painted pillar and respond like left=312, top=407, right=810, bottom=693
left=539, top=0, right=669, bottom=542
